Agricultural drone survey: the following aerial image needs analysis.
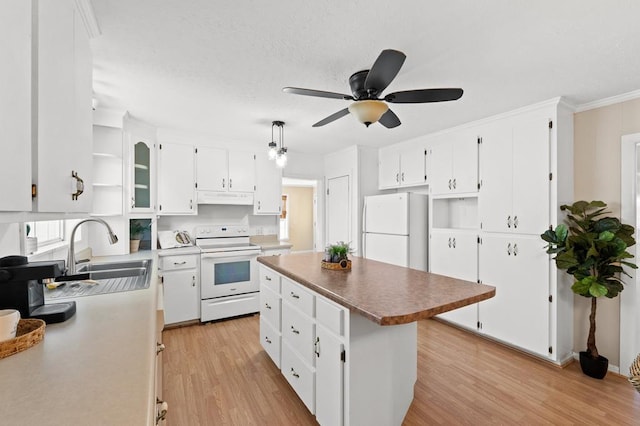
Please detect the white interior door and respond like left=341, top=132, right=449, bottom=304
left=364, top=233, right=409, bottom=267
left=326, top=175, right=350, bottom=245
left=364, top=193, right=408, bottom=235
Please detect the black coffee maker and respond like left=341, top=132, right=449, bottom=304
left=0, top=255, right=76, bottom=324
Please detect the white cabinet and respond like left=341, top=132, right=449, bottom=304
left=123, top=114, right=157, bottom=213
left=160, top=254, right=200, bottom=325
left=196, top=147, right=255, bottom=193
left=430, top=129, right=479, bottom=195
left=158, top=143, right=196, bottom=215
left=378, top=144, right=427, bottom=189
left=32, top=0, right=93, bottom=212
left=0, top=0, right=32, bottom=211
left=254, top=155, right=282, bottom=215
left=478, top=113, right=551, bottom=235
left=478, top=234, right=550, bottom=357
left=431, top=230, right=478, bottom=330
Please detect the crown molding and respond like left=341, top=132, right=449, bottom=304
left=75, top=0, right=101, bottom=38
left=575, top=89, right=640, bottom=113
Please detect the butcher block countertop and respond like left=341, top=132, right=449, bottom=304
left=258, top=252, right=495, bottom=326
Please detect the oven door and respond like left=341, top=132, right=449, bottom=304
left=200, top=251, right=260, bottom=299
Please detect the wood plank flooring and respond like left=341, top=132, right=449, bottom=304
left=163, top=315, right=640, bottom=425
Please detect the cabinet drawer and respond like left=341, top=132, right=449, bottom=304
left=282, top=277, right=315, bottom=315
left=282, top=301, right=316, bottom=366
left=260, top=318, right=281, bottom=369
left=260, top=283, right=281, bottom=329
left=282, top=340, right=315, bottom=414
left=200, top=293, right=259, bottom=322
left=316, top=296, right=345, bottom=337
left=259, top=266, right=281, bottom=293
left=159, top=255, right=197, bottom=271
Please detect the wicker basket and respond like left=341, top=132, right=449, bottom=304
left=630, top=353, right=640, bottom=394
left=0, top=319, right=45, bottom=360
left=321, top=259, right=352, bottom=271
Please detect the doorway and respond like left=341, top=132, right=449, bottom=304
left=620, top=133, right=640, bottom=373
left=281, top=177, right=319, bottom=252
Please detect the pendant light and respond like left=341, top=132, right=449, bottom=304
left=268, top=121, right=287, bottom=168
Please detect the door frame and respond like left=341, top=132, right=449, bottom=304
left=620, top=132, right=640, bottom=373
left=281, top=176, right=323, bottom=252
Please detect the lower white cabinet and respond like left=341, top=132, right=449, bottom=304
left=315, top=316, right=344, bottom=426
left=160, top=254, right=200, bottom=325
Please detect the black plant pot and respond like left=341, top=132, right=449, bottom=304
left=579, top=351, right=609, bottom=379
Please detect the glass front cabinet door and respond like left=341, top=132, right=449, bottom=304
left=129, top=140, right=155, bottom=213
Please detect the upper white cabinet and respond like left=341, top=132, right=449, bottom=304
left=31, top=0, right=94, bottom=212
left=196, top=148, right=255, bottom=193
left=378, top=144, right=427, bottom=189
left=0, top=0, right=32, bottom=211
left=124, top=115, right=157, bottom=213
left=430, top=129, right=479, bottom=195
left=478, top=111, right=551, bottom=235
left=158, top=143, right=196, bottom=215
left=254, top=155, right=282, bottom=215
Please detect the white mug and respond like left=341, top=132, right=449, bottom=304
left=0, top=309, right=21, bottom=342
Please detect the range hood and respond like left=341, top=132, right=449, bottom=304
left=197, top=191, right=254, bottom=205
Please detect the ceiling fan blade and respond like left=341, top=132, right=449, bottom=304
left=312, top=108, right=350, bottom=127
left=378, top=109, right=401, bottom=128
left=283, top=87, right=353, bottom=100
left=364, top=49, right=406, bottom=94
left=385, top=88, right=463, bottom=104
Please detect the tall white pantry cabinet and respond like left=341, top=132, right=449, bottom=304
left=427, top=98, right=574, bottom=364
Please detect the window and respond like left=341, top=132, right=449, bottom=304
left=24, top=220, right=66, bottom=254
left=279, top=194, right=289, bottom=241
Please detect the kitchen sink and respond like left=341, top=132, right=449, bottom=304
left=45, top=259, right=152, bottom=299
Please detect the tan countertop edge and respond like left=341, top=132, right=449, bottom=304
left=0, top=250, right=158, bottom=426
left=258, top=253, right=496, bottom=326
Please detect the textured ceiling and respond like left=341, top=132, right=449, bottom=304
left=90, top=0, right=640, bottom=155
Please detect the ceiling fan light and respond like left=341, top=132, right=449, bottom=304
left=268, top=141, right=278, bottom=160
left=348, top=100, right=389, bottom=127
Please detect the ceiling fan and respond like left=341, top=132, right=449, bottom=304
left=283, top=49, right=463, bottom=128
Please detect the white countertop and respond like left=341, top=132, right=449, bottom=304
left=0, top=251, right=160, bottom=426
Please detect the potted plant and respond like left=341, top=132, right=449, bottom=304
left=130, top=220, right=150, bottom=253
left=541, top=200, right=636, bottom=379
left=322, top=241, right=352, bottom=270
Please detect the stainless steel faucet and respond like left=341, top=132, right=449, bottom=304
left=67, top=218, right=118, bottom=274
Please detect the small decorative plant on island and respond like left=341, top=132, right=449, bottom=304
left=541, top=201, right=636, bottom=379
left=129, top=220, right=151, bottom=253
left=322, top=241, right=353, bottom=270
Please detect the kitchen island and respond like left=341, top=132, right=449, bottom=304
left=257, top=252, right=495, bottom=426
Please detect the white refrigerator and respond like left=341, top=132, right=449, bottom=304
left=362, top=192, right=428, bottom=271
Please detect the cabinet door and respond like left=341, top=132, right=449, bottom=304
left=130, top=140, right=155, bottom=211
left=400, top=147, right=426, bottom=186
left=162, top=269, right=200, bottom=324
left=429, top=141, right=453, bottom=195
left=478, top=234, right=549, bottom=357
left=432, top=231, right=478, bottom=329
left=511, top=114, right=550, bottom=235
left=196, top=147, right=227, bottom=191
left=0, top=0, right=31, bottom=211
left=452, top=131, right=478, bottom=194
left=378, top=149, right=400, bottom=189
left=254, top=155, right=282, bottom=214
left=228, top=151, right=256, bottom=193
left=158, top=143, right=195, bottom=214
left=478, top=120, right=513, bottom=232
left=315, top=325, right=344, bottom=426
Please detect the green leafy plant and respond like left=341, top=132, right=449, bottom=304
left=541, top=200, right=636, bottom=359
left=130, top=220, right=151, bottom=240
left=325, top=241, right=352, bottom=263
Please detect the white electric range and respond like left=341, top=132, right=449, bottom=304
left=195, top=225, right=262, bottom=322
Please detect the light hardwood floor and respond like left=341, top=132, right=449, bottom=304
left=163, top=315, right=640, bottom=425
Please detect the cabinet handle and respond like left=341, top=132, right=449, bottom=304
left=507, top=243, right=512, bottom=256
left=192, top=276, right=196, bottom=287
left=258, top=200, right=261, bottom=210
left=401, top=172, right=405, bottom=182
left=290, top=291, right=300, bottom=299
left=513, top=243, right=518, bottom=256
left=229, top=179, right=232, bottom=189
left=173, top=261, right=187, bottom=265
left=290, top=325, right=300, bottom=334
left=452, top=237, right=456, bottom=248
left=222, top=178, right=226, bottom=188
left=507, top=215, right=512, bottom=228
left=396, top=173, right=399, bottom=183
left=71, top=171, right=84, bottom=200
left=265, top=336, right=272, bottom=344
left=513, top=215, right=518, bottom=229
left=265, top=302, right=271, bottom=310
left=156, top=398, right=168, bottom=424
left=290, top=368, right=300, bottom=378
left=265, top=276, right=272, bottom=281
left=131, top=197, right=135, bottom=209
left=453, top=178, right=456, bottom=189
left=448, top=237, right=452, bottom=248
left=448, top=179, right=452, bottom=190
left=190, top=199, right=193, bottom=210
left=315, top=337, right=320, bottom=358
left=156, top=342, right=165, bottom=355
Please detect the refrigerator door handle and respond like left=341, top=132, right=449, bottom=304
left=361, top=199, right=367, bottom=258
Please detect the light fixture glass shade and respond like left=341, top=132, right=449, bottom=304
left=348, top=100, right=389, bottom=127
left=275, top=149, right=287, bottom=168
left=268, top=141, right=277, bottom=160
